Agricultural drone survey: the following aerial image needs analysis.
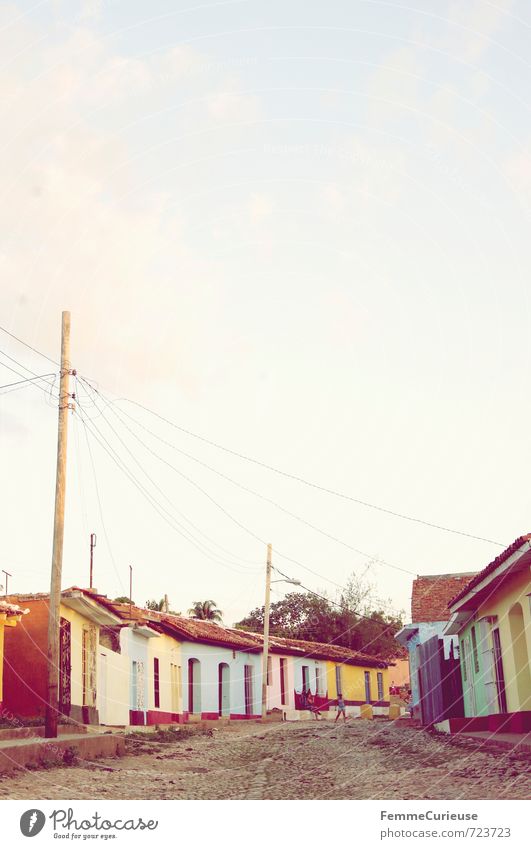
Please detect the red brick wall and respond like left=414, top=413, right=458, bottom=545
left=2, top=600, right=49, bottom=718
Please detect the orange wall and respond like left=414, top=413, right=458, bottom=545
left=3, top=599, right=49, bottom=718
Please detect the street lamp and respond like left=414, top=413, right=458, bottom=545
left=260, top=546, right=301, bottom=720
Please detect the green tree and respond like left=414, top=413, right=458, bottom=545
left=146, top=598, right=165, bottom=611
left=114, top=596, right=133, bottom=604
left=235, top=572, right=404, bottom=658
left=188, top=600, right=223, bottom=622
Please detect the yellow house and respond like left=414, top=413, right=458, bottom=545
left=0, top=599, right=29, bottom=711
left=326, top=657, right=390, bottom=717
left=446, top=534, right=531, bottom=732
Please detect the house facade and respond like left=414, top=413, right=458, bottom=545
left=260, top=635, right=390, bottom=719
left=395, top=572, right=476, bottom=723
left=0, top=599, right=28, bottom=714
left=445, top=535, right=531, bottom=733
left=3, top=589, right=122, bottom=723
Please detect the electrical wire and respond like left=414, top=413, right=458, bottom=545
left=111, top=394, right=505, bottom=548
left=92, top=382, right=417, bottom=579
left=0, top=373, right=55, bottom=391
left=75, top=402, right=261, bottom=576
left=0, top=324, right=59, bottom=366
left=78, top=377, right=380, bottom=590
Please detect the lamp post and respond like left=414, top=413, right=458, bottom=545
left=260, top=546, right=300, bottom=720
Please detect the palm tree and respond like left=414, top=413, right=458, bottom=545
left=188, top=600, right=223, bottom=622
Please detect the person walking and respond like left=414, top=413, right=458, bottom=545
left=307, top=691, right=321, bottom=720
left=335, top=693, right=347, bottom=723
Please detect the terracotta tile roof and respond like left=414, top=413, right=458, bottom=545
left=411, top=572, right=478, bottom=622
left=228, top=630, right=388, bottom=668
left=448, top=534, right=531, bottom=608
left=81, top=591, right=388, bottom=662
left=0, top=599, right=29, bottom=617
left=81, top=591, right=261, bottom=651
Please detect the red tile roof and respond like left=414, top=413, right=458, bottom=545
left=80, top=590, right=388, bottom=663
left=448, top=534, right=531, bottom=608
left=0, top=599, right=29, bottom=617
left=411, top=572, right=478, bottom=622
left=81, top=592, right=261, bottom=651
left=228, top=630, right=388, bottom=668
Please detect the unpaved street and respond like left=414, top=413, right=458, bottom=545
left=1, top=721, right=530, bottom=800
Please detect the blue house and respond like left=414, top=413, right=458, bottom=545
left=395, top=572, right=476, bottom=723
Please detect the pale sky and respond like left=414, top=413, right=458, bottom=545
left=1, top=0, right=531, bottom=627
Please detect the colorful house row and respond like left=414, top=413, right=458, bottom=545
left=257, top=633, right=390, bottom=720
left=396, top=534, right=531, bottom=734
left=2, top=588, right=392, bottom=726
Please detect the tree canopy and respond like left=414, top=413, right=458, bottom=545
left=235, top=574, right=403, bottom=659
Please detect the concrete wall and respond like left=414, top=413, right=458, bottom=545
left=266, top=654, right=295, bottom=711
left=147, top=631, right=182, bottom=720
left=2, top=599, right=101, bottom=722
left=97, top=645, right=130, bottom=726
left=120, top=628, right=151, bottom=723
left=326, top=661, right=390, bottom=716
left=180, top=641, right=262, bottom=718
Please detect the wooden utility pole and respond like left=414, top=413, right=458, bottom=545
left=45, top=311, right=72, bottom=739
left=261, top=543, right=272, bottom=720
left=89, top=532, right=97, bottom=589
left=2, top=570, right=11, bottom=596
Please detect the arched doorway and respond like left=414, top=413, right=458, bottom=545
left=218, top=663, right=230, bottom=716
left=188, top=658, right=201, bottom=715
left=509, top=603, right=531, bottom=711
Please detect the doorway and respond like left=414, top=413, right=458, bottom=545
left=218, top=663, right=230, bottom=716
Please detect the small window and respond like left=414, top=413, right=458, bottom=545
left=154, top=658, right=160, bottom=708
left=302, top=665, right=310, bottom=691
left=377, top=672, right=384, bottom=701
left=471, top=626, right=480, bottom=674
left=461, top=641, right=467, bottom=681
left=266, top=655, right=272, bottom=686
left=364, top=671, right=371, bottom=703
left=315, top=666, right=321, bottom=695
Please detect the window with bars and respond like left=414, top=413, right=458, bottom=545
left=154, top=657, right=160, bottom=708
left=377, top=672, right=384, bottom=701
left=279, top=658, right=287, bottom=705
left=267, top=655, right=272, bottom=686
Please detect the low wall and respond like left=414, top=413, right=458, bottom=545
left=0, top=733, right=124, bottom=776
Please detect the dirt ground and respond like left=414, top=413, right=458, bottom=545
left=1, top=720, right=530, bottom=800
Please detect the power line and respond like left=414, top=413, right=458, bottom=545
left=78, top=377, right=384, bottom=590
left=0, top=372, right=56, bottom=393
left=0, top=324, right=59, bottom=366
left=76, top=379, right=260, bottom=568
left=96, top=384, right=417, bottom=579
left=75, top=403, right=261, bottom=576
left=113, top=395, right=504, bottom=548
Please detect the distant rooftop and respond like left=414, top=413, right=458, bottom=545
left=411, top=572, right=478, bottom=622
